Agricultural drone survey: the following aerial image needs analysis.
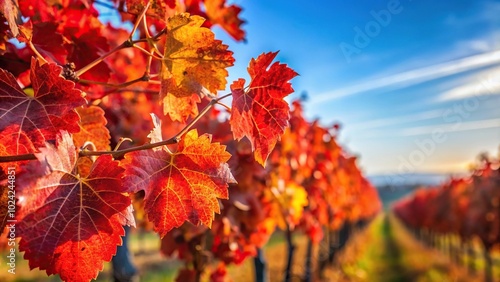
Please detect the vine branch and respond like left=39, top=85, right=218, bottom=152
left=74, top=2, right=162, bottom=78
left=79, top=74, right=152, bottom=89
left=27, top=41, right=48, bottom=64
left=74, top=42, right=128, bottom=78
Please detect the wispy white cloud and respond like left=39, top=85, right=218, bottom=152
left=310, top=50, right=500, bottom=104
left=348, top=109, right=442, bottom=130
left=454, top=39, right=495, bottom=53
left=435, top=66, right=500, bottom=102
left=353, top=117, right=500, bottom=139
left=401, top=118, right=500, bottom=136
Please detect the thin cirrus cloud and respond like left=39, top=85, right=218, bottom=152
left=353, top=117, right=500, bottom=139
left=310, top=49, right=500, bottom=104
left=347, top=109, right=443, bottom=131
left=400, top=118, right=500, bottom=136
left=434, top=66, right=500, bottom=102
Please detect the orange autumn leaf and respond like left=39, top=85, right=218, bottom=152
left=161, top=13, right=234, bottom=120
left=161, top=13, right=234, bottom=97
left=122, top=129, right=235, bottom=237
left=73, top=106, right=111, bottom=151
left=162, top=93, right=201, bottom=123
left=230, top=51, right=298, bottom=166
left=185, top=0, right=246, bottom=41
left=204, top=0, right=245, bottom=41
left=72, top=106, right=111, bottom=177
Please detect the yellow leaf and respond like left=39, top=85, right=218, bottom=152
left=270, top=182, right=309, bottom=229
left=286, top=183, right=308, bottom=224
left=161, top=13, right=234, bottom=102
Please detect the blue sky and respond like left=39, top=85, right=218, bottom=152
left=211, top=0, right=500, bottom=176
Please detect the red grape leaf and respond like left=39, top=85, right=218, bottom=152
left=0, top=0, right=22, bottom=37
left=18, top=131, right=134, bottom=282
left=203, top=0, right=245, bottom=41
left=160, top=13, right=234, bottom=99
left=0, top=59, right=86, bottom=155
left=31, top=22, right=68, bottom=64
left=0, top=125, right=36, bottom=170
left=18, top=21, right=68, bottom=64
left=18, top=0, right=62, bottom=22
left=122, top=129, right=235, bottom=237
left=67, top=29, right=111, bottom=82
left=185, top=0, right=246, bottom=41
left=229, top=51, right=298, bottom=166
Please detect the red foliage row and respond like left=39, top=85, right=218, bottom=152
left=393, top=154, right=500, bottom=251
left=160, top=100, right=382, bottom=281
